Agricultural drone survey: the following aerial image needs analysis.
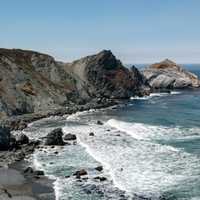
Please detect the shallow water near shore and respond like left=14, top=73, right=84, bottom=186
left=15, top=72, right=200, bottom=200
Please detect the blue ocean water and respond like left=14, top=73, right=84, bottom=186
left=16, top=65, right=200, bottom=200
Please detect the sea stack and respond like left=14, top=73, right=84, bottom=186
left=142, top=59, right=200, bottom=89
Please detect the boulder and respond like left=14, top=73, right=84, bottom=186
left=0, top=126, right=10, bottom=150
left=97, top=120, right=103, bottom=125
left=24, top=167, right=34, bottom=174
left=95, top=166, right=103, bottom=172
left=34, top=170, right=45, bottom=176
left=63, top=133, right=77, bottom=141
left=16, top=134, right=29, bottom=145
left=89, top=132, right=95, bottom=136
left=44, top=128, right=65, bottom=146
left=94, top=176, right=107, bottom=181
left=142, top=59, right=200, bottom=89
left=73, top=169, right=88, bottom=178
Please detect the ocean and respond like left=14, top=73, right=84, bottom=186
left=15, top=65, right=200, bottom=200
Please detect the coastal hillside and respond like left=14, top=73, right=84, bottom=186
left=142, top=59, right=200, bottom=89
left=65, top=50, right=149, bottom=100
left=0, top=48, right=149, bottom=119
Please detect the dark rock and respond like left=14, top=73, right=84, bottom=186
left=16, top=134, right=29, bottom=145
left=24, top=166, right=34, bottom=174
left=89, top=132, right=95, bottom=136
left=94, top=166, right=103, bottom=172
left=44, top=128, right=65, bottom=146
left=94, top=176, right=107, bottom=181
left=34, top=170, right=44, bottom=176
left=3, top=189, right=12, bottom=198
left=63, top=133, right=77, bottom=141
left=0, top=126, right=10, bottom=150
left=97, top=120, right=103, bottom=125
left=9, top=135, right=18, bottom=150
left=73, top=169, right=88, bottom=178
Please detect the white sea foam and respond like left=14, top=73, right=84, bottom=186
left=106, top=119, right=200, bottom=141
left=171, top=91, right=181, bottom=95
left=62, top=117, right=200, bottom=198
left=130, top=91, right=181, bottom=101
left=23, top=101, right=200, bottom=199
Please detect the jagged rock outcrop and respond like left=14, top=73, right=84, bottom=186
left=65, top=50, right=150, bottom=100
left=142, top=59, right=200, bottom=89
left=0, top=48, right=149, bottom=119
left=0, top=48, right=77, bottom=119
left=44, top=128, right=65, bottom=145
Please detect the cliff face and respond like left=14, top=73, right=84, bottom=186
left=0, top=48, right=149, bottom=119
left=0, top=49, right=77, bottom=118
left=142, top=59, right=200, bottom=89
left=66, top=50, right=149, bottom=100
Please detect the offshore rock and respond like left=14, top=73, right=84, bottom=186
left=142, top=59, right=200, bottom=89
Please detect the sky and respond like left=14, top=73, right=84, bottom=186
left=0, top=0, right=200, bottom=64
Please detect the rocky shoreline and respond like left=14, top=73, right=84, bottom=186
left=0, top=101, right=120, bottom=200
left=0, top=48, right=200, bottom=199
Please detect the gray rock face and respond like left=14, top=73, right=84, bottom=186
left=0, top=127, right=10, bottom=150
left=44, top=128, right=65, bottom=146
left=0, top=48, right=76, bottom=119
left=142, top=59, right=200, bottom=89
left=65, top=50, right=150, bottom=100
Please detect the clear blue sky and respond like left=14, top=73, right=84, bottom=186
left=1, top=0, right=200, bottom=63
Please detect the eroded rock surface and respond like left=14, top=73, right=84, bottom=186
left=142, top=59, right=200, bottom=89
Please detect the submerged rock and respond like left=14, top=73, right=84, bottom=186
left=94, top=176, right=107, bottom=182
left=73, top=169, right=88, bottom=178
left=94, top=166, right=103, bottom=172
left=97, top=120, right=103, bottom=125
left=63, top=133, right=77, bottom=141
left=34, top=170, right=45, bottom=176
left=142, top=59, right=200, bottom=89
left=44, top=128, right=65, bottom=146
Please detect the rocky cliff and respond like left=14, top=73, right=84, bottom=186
left=65, top=50, right=150, bottom=101
left=0, top=48, right=149, bottom=119
left=142, top=59, right=200, bottom=89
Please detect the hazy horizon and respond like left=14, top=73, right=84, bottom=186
left=1, top=0, right=200, bottom=64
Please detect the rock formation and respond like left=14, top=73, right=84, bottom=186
left=0, top=48, right=149, bottom=119
left=0, top=48, right=76, bottom=119
left=44, top=128, right=65, bottom=146
left=65, top=50, right=149, bottom=100
left=142, top=59, right=200, bottom=89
